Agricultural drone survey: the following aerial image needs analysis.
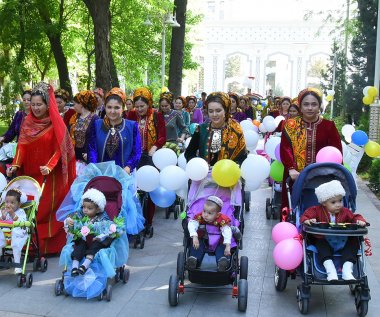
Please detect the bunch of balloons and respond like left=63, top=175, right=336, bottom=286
left=272, top=222, right=303, bottom=270
left=325, top=89, right=335, bottom=102
left=241, top=154, right=271, bottom=191
left=362, top=86, right=378, bottom=105
left=341, top=125, right=380, bottom=158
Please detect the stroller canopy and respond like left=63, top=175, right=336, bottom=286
left=291, top=163, right=357, bottom=215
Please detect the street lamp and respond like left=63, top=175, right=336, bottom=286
left=144, top=12, right=180, bottom=89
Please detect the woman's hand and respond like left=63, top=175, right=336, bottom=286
left=303, top=219, right=316, bottom=226
left=82, top=153, right=88, bottom=161
left=40, top=166, right=50, bottom=175
left=357, top=220, right=366, bottom=227
left=66, top=217, right=74, bottom=227
left=124, top=166, right=131, bottom=174
left=6, top=166, right=17, bottom=177
left=148, top=146, right=157, bottom=156
left=289, top=169, right=300, bottom=181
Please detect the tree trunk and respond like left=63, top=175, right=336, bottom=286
left=37, top=0, right=72, bottom=95
left=168, top=0, right=187, bottom=97
left=83, top=0, right=119, bottom=92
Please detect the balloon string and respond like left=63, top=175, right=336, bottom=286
left=364, top=237, right=372, bottom=256
left=294, top=233, right=303, bottom=244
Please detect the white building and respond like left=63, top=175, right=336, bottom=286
left=184, top=0, right=345, bottom=98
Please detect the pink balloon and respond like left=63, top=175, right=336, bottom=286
left=275, top=144, right=281, bottom=162
left=273, top=238, right=303, bottom=270
left=316, top=146, right=343, bottom=164
left=271, top=222, right=298, bottom=244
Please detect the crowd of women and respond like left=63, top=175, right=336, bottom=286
left=1, top=83, right=342, bottom=255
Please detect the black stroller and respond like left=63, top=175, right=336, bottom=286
left=274, top=163, right=370, bottom=316
left=168, top=177, right=248, bottom=312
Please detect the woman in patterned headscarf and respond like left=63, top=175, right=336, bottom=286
left=185, top=92, right=247, bottom=166
left=186, top=95, right=203, bottom=124
left=280, top=87, right=342, bottom=209
left=8, top=82, right=76, bottom=255
left=88, top=87, right=142, bottom=175
left=69, top=90, right=99, bottom=163
left=55, top=88, right=75, bottom=127
left=127, top=87, right=166, bottom=235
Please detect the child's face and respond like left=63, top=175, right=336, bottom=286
left=5, top=195, right=21, bottom=212
left=202, top=203, right=220, bottom=223
left=322, top=195, right=343, bottom=214
left=288, top=107, right=299, bottom=118
left=82, top=201, right=100, bottom=218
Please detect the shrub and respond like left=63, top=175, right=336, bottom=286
left=368, top=158, right=380, bottom=194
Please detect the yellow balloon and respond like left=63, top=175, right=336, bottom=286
left=326, top=95, right=333, bottom=102
left=161, top=86, right=169, bottom=93
left=368, top=86, right=378, bottom=98
left=212, top=159, right=241, bottom=187
left=257, top=105, right=263, bottom=111
left=362, top=95, right=373, bottom=105
left=364, top=141, right=380, bottom=158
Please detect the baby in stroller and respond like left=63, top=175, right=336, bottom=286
left=0, top=189, right=28, bottom=274
left=187, top=195, right=232, bottom=272
left=64, top=188, right=117, bottom=276
left=300, top=180, right=367, bottom=282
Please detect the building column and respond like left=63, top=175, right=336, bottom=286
left=369, top=101, right=380, bottom=141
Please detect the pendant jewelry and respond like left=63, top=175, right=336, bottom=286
left=110, top=127, right=116, bottom=136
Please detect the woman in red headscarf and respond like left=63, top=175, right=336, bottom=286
left=8, top=82, right=76, bottom=255
left=279, top=88, right=342, bottom=210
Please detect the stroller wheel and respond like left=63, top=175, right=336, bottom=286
left=122, top=268, right=130, bottom=284
left=140, top=236, right=145, bottom=249
left=17, top=274, right=23, bottom=288
left=174, top=205, right=180, bottom=220
left=40, top=257, right=48, bottom=272
left=54, top=279, right=63, bottom=296
left=356, top=299, right=368, bottom=317
left=25, top=273, right=33, bottom=288
left=272, top=207, right=278, bottom=220
left=105, top=285, right=112, bottom=302
left=145, top=225, right=154, bottom=238
left=349, top=284, right=356, bottom=295
left=297, top=287, right=309, bottom=314
left=148, top=226, right=154, bottom=238
left=168, top=275, right=180, bottom=306
left=274, top=266, right=288, bottom=291
left=244, top=191, right=250, bottom=212
left=97, top=291, right=104, bottom=301
left=239, top=256, right=249, bottom=280
left=32, top=258, right=39, bottom=272
left=165, top=207, right=170, bottom=219
left=7, top=256, right=13, bottom=263
left=237, top=279, right=248, bottom=312
left=265, top=198, right=271, bottom=220
left=133, top=236, right=139, bottom=249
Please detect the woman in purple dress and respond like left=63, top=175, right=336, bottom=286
left=229, top=92, right=246, bottom=122
left=0, top=90, right=31, bottom=143
left=186, top=95, right=203, bottom=124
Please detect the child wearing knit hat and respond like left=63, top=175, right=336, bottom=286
left=300, top=180, right=366, bottom=281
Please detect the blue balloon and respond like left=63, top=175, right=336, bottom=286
left=149, top=186, right=176, bottom=208
left=261, top=101, right=267, bottom=107
left=351, top=130, right=369, bottom=146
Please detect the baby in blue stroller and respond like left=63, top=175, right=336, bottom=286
left=55, top=162, right=145, bottom=300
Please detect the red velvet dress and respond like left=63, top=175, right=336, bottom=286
left=13, top=126, right=72, bottom=254
left=280, top=117, right=342, bottom=209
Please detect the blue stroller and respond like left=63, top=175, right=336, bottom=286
left=274, top=163, right=370, bottom=316
left=55, top=162, right=145, bottom=300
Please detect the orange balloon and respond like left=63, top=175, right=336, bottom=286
left=253, top=120, right=261, bottom=127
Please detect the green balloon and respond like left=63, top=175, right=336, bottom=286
left=270, top=160, right=284, bottom=182
left=180, top=211, right=187, bottom=220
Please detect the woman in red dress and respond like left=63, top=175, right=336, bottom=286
left=280, top=88, right=342, bottom=209
left=8, top=82, right=76, bottom=255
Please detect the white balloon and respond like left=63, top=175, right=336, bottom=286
left=240, top=120, right=255, bottom=132
left=259, top=123, right=267, bottom=133
left=0, top=173, right=7, bottom=193
left=363, top=86, right=371, bottom=96
left=247, top=147, right=257, bottom=154
left=265, top=136, right=281, bottom=160
left=186, top=157, right=209, bottom=181
left=178, top=153, right=187, bottom=170
left=274, top=116, right=285, bottom=127
left=245, top=178, right=263, bottom=191
left=262, top=115, right=275, bottom=127
left=241, top=154, right=271, bottom=182
left=160, top=165, right=188, bottom=191
left=341, top=124, right=355, bottom=138
left=264, top=120, right=277, bottom=132
left=327, top=89, right=335, bottom=96
left=176, top=184, right=188, bottom=199
left=184, top=137, right=192, bottom=149
left=243, top=130, right=259, bottom=148
left=345, top=135, right=352, bottom=143
left=136, top=165, right=160, bottom=192
left=152, top=148, right=178, bottom=170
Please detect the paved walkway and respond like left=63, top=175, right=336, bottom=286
left=0, top=180, right=378, bottom=317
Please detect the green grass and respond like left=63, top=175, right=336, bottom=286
left=0, top=122, right=8, bottom=136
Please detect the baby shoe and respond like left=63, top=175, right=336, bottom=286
left=186, top=256, right=197, bottom=270
left=71, top=268, right=79, bottom=277
left=342, top=261, right=356, bottom=281
left=14, top=268, right=22, bottom=275
left=78, top=265, right=87, bottom=275
left=217, top=257, right=229, bottom=272
left=323, top=259, right=338, bottom=281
